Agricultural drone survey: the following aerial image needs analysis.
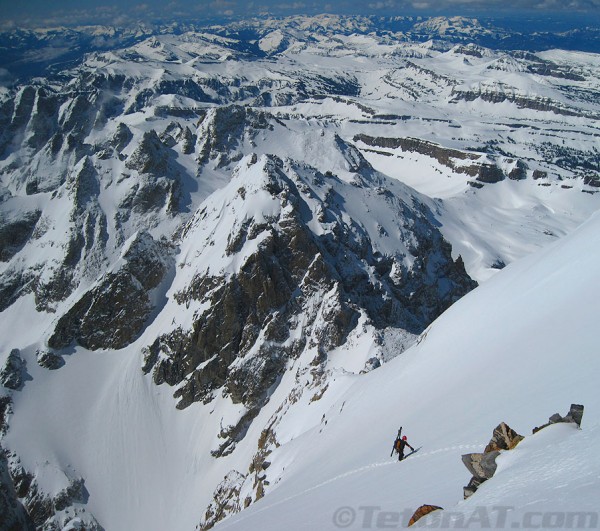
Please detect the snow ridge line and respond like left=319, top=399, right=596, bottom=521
left=218, top=443, right=485, bottom=528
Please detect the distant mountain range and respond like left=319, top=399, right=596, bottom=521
left=2, top=14, right=600, bottom=80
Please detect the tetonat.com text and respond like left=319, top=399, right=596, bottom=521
left=332, top=505, right=599, bottom=529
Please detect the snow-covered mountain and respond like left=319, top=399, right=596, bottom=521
left=3, top=14, right=600, bottom=80
left=216, top=203, right=600, bottom=531
left=1, top=14, right=599, bottom=531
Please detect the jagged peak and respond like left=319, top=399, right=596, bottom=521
left=178, top=149, right=472, bottom=303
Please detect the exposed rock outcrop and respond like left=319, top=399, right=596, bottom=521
left=0, top=209, right=41, bottom=262
left=508, top=160, right=528, bottom=181
left=484, top=421, right=524, bottom=452
left=126, top=130, right=171, bottom=176
left=353, top=134, right=507, bottom=183
left=0, top=396, right=12, bottom=436
left=0, top=449, right=34, bottom=531
left=463, top=407, right=583, bottom=499
left=0, top=349, right=29, bottom=390
left=451, top=88, right=592, bottom=118
left=111, top=122, right=133, bottom=153
left=48, top=232, right=172, bottom=350
left=462, top=451, right=501, bottom=483
left=354, top=134, right=479, bottom=167
left=36, top=349, right=65, bottom=370
left=476, top=163, right=505, bottom=184
left=121, top=130, right=190, bottom=215
left=533, top=403, right=584, bottom=433
left=199, top=471, right=246, bottom=531
left=409, top=505, right=444, bottom=527
left=462, top=422, right=523, bottom=499
left=4, top=452, right=103, bottom=531
left=196, top=105, right=272, bottom=168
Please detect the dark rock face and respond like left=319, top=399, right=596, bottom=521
left=111, top=122, right=133, bottom=153
left=533, top=403, right=585, bottom=433
left=0, top=449, right=35, bottom=531
left=53, top=478, right=89, bottom=511
left=569, top=404, right=585, bottom=427
left=0, top=209, right=41, bottom=262
left=3, top=452, right=102, bottom=530
left=484, top=422, right=524, bottom=452
left=36, top=349, right=65, bottom=370
left=145, top=232, right=339, bottom=410
left=144, top=155, right=477, bottom=416
left=48, top=232, right=172, bottom=350
left=467, top=180, right=484, bottom=189
left=476, top=163, right=505, bottom=184
left=0, top=269, right=35, bottom=312
left=24, top=88, right=60, bottom=151
left=0, top=396, right=12, bottom=436
left=196, top=105, right=272, bottom=167
left=126, top=130, right=170, bottom=176
left=211, top=409, right=261, bottom=458
left=121, top=130, right=189, bottom=215
left=455, top=44, right=484, bottom=58
left=6, top=458, right=52, bottom=528
left=48, top=269, right=150, bottom=350
left=199, top=471, right=246, bottom=531
left=583, top=175, right=600, bottom=188
left=463, top=476, right=483, bottom=499
left=0, top=86, right=61, bottom=159
left=59, top=94, right=96, bottom=142
left=0, top=349, right=28, bottom=390
left=451, top=88, right=590, bottom=118
left=508, top=161, right=528, bottom=181
left=353, top=134, right=507, bottom=184
left=408, top=505, right=444, bottom=527
left=354, top=134, right=480, bottom=168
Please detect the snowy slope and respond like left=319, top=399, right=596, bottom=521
left=215, top=210, right=600, bottom=530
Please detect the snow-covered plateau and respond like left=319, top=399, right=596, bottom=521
left=0, top=14, right=599, bottom=531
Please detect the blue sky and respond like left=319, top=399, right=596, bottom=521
left=1, top=0, right=599, bottom=27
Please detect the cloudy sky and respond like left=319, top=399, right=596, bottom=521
left=1, top=0, right=599, bottom=27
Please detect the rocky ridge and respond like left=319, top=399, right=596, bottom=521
left=144, top=151, right=476, bottom=413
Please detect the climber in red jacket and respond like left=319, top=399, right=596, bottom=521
left=392, top=434, right=414, bottom=461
